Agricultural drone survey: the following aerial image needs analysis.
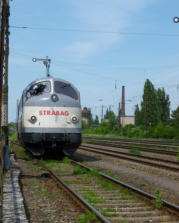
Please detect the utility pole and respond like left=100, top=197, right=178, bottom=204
left=0, top=0, right=7, bottom=133
left=0, top=0, right=10, bottom=184
left=101, top=105, right=104, bottom=122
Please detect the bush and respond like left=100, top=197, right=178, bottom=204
left=94, top=121, right=115, bottom=135
left=130, top=126, right=144, bottom=138
left=120, top=124, right=135, bottom=138
left=153, top=122, right=164, bottom=138
left=153, top=123, right=179, bottom=139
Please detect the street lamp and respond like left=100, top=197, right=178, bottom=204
left=173, top=17, right=179, bottom=23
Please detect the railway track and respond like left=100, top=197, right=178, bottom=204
left=83, top=137, right=179, bottom=150
left=84, top=139, right=179, bottom=156
left=11, top=141, right=179, bottom=222
left=37, top=157, right=179, bottom=223
left=79, top=144, right=179, bottom=172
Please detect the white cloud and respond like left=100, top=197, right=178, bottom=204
left=64, top=0, right=154, bottom=59
left=73, top=0, right=151, bottom=28
left=66, top=41, right=96, bottom=59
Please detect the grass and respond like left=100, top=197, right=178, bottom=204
left=9, top=132, right=18, bottom=141
left=26, top=161, right=35, bottom=166
left=81, top=189, right=106, bottom=204
left=41, top=159, right=60, bottom=169
left=97, top=180, right=117, bottom=191
left=85, top=197, right=106, bottom=204
left=153, top=189, right=163, bottom=209
left=101, top=209, right=117, bottom=217
left=73, top=165, right=88, bottom=175
left=105, top=207, right=117, bottom=212
left=83, top=190, right=99, bottom=198
left=87, top=169, right=100, bottom=177
left=41, top=158, right=75, bottom=175
left=118, top=188, right=130, bottom=195
left=64, top=177, right=91, bottom=184
left=121, top=220, right=128, bottom=223
left=76, top=210, right=97, bottom=223
left=82, top=189, right=107, bottom=205
left=120, top=194, right=137, bottom=200
left=177, top=153, right=179, bottom=162
left=105, top=171, right=121, bottom=181
left=61, top=157, right=71, bottom=164
left=41, top=159, right=59, bottom=165
left=128, top=149, right=141, bottom=156
left=14, top=147, right=30, bottom=159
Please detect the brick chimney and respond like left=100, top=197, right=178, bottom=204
left=121, top=86, right=125, bottom=116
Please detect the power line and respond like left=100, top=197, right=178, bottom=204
left=10, top=51, right=179, bottom=71
left=9, top=25, right=179, bottom=37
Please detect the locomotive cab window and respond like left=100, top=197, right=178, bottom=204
left=54, top=81, right=78, bottom=100
left=26, top=81, right=51, bottom=99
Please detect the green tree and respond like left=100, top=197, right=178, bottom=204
left=104, top=109, right=118, bottom=131
left=93, top=115, right=99, bottom=125
left=171, top=106, right=179, bottom=127
left=88, top=108, right=93, bottom=126
left=134, top=104, right=142, bottom=126
left=157, top=88, right=170, bottom=124
left=141, top=79, right=160, bottom=129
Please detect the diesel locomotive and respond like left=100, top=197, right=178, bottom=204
left=17, top=57, right=81, bottom=155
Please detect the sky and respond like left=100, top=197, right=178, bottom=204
left=8, top=0, right=179, bottom=122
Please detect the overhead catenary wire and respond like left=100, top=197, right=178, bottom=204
left=9, top=25, right=179, bottom=37
left=10, top=51, right=179, bottom=71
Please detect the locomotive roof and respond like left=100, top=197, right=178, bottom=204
left=24, top=76, right=79, bottom=93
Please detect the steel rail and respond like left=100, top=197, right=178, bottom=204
left=86, top=141, right=178, bottom=156
left=80, top=145, right=179, bottom=172
left=83, top=137, right=179, bottom=148
left=81, top=144, right=179, bottom=165
left=37, top=161, right=111, bottom=223
left=71, top=160, right=179, bottom=215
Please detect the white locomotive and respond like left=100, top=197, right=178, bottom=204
left=17, top=57, right=81, bottom=155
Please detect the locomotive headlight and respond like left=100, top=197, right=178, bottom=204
left=51, top=94, right=59, bottom=102
left=71, top=115, right=78, bottom=123
left=30, top=115, right=37, bottom=124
